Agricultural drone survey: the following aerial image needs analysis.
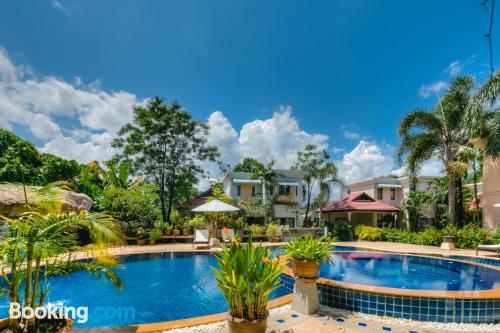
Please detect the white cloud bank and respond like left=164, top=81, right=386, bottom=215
left=0, top=47, right=143, bottom=162
left=0, top=46, right=443, bottom=192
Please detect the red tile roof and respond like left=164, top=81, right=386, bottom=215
left=320, top=192, right=400, bottom=212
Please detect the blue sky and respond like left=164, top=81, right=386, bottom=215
left=0, top=0, right=498, bottom=184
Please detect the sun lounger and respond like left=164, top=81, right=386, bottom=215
left=193, top=229, right=210, bottom=250
left=476, top=244, right=500, bottom=257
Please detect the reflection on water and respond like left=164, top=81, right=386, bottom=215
left=319, top=252, right=500, bottom=291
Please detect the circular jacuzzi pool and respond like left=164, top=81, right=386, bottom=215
left=281, top=251, right=500, bottom=324
left=321, top=252, right=500, bottom=291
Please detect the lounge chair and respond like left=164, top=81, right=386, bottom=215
left=193, top=229, right=210, bottom=250
left=221, top=228, right=235, bottom=244
left=476, top=244, right=500, bottom=257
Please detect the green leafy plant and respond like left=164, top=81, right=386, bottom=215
left=333, top=219, right=353, bottom=241
left=266, top=222, right=281, bottom=242
left=229, top=216, right=246, bottom=230
left=284, top=235, right=333, bottom=263
left=149, top=228, right=162, bottom=243
left=356, top=226, right=384, bottom=241
left=188, top=215, right=207, bottom=230
left=248, top=224, right=265, bottom=236
left=212, top=239, right=286, bottom=321
left=136, top=227, right=148, bottom=240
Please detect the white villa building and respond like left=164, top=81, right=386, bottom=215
left=222, top=169, right=306, bottom=227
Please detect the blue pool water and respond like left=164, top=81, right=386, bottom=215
left=320, top=252, right=500, bottom=291
left=0, top=252, right=288, bottom=327
left=2, top=250, right=499, bottom=328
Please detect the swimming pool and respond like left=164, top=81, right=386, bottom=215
left=320, top=252, right=500, bottom=291
left=0, top=252, right=289, bottom=327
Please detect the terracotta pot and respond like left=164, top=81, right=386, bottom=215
left=182, top=229, right=190, bottom=236
left=149, top=239, right=157, bottom=245
left=227, top=314, right=267, bottom=333
left=165, top=230, right=173, bottom=236
left=292, top=259, right=320, bottom=279
left=136, top=239, right=147, bottom=246
left=173, top=229, right=181, bottom=236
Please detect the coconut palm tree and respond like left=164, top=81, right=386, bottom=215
left=397, top=76, right=473, bottom=225
left=464, top=71, right=500, bottom=157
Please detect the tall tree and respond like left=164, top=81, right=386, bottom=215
left=112, top=97, right=218, bottom=224
left=250, top=160, right=277, bottom=222
left=233, top=158, right=265, bottom=173
left=296, top=145, right=342, bottom=226
left=465, top=71, right=500, bottom=157
left=397, top=76, right=473, bottom=225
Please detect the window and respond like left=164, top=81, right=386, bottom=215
left=390, top=188, right=396, bottom=200
left=269, top=185, right=274, bottom=196
left=252, top=185, right=256, bottom=196
left=410, top=184, right=416, bottom=192
left=377, top=188, right=383, bottom=200
left=236, top=185, right=241, bottom=197
left=279, top=185, right=291, bottom=195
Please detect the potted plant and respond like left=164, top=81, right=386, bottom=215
left=164, top=224, right=173, bottom=236
left=182, top=227, right=191, bottom=236
left=284, top=235, right=333, bottom=279
left=149, top=228, right=162, bottom=245
left=136, top=227, right=148, bottom=245
left=213, top=239, right=286, bottom=333
left=266, top=222, right=281, bottom=242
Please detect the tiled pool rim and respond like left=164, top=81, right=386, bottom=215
left=281, top=252, right=500, bottom=324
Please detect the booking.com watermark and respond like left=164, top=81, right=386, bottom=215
left=9, top=303, right=135, bottom=324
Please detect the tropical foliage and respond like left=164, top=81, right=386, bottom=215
left=284, top=235, right=333, bottom=263
left=296, top=145, right=343, bottom=225
left=397, top=76, right=473, bottom=225
left=213, top=239, right=286, bottom=321
left=0, top=183, right=124, bottom=332
left=111, top=97, right=218, bottom=225
left=100, top=184, right=159, bottom=235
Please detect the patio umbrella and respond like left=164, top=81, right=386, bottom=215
left=191, top=199, right=240, bottom=212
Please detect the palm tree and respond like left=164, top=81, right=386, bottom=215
left=403, top=190, right=431, bottom=231
left=397, top=76, right=473, bottom=225
left=465, top=71, right=500, bottom=157
left=250, top=161, right=277, bottom=223
left=105, top=160, right=143, bottom=189
left=0, top=182, right=124, bottom=332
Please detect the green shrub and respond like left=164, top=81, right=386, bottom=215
left=188, top=215, right=207, bottom=230
left=381, top=228, right=415, bottom=243
left=213, top=239, right=286, bottom=321
left=491, top=229, right=500, bottom=244
left=333, top=219, right=353, bottom=241
left=266, top=222, right=281, bottom=242
left=414, top=228, right=443, bottom=246
left=356, top=226, right=384, bottom=241
left=149, top=228, right=162, bottom=243
left=452, top=223, right=493, bottom=249
left=100, top=184, right=159, bottom=235
left=229, top=217, right=246, bottom=230
left=248, top=224, right=265, bottom=236
left=284, top=236, right=333, bottom=263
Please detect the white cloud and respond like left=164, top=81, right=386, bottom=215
left=341, top=124, right=363, bottom=141
left=419, top=81, right=448, bottom=98
left=444, top=61, right=463, bottom=77
left=0, top=47, right=143, bottom=163
left=204, top=107, right=329, bottom=179
left=336, top=140, right=394, bottom=184
left=391, top=158, right=444, bottom=178
left=52, top=0, right=70, bottom=15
